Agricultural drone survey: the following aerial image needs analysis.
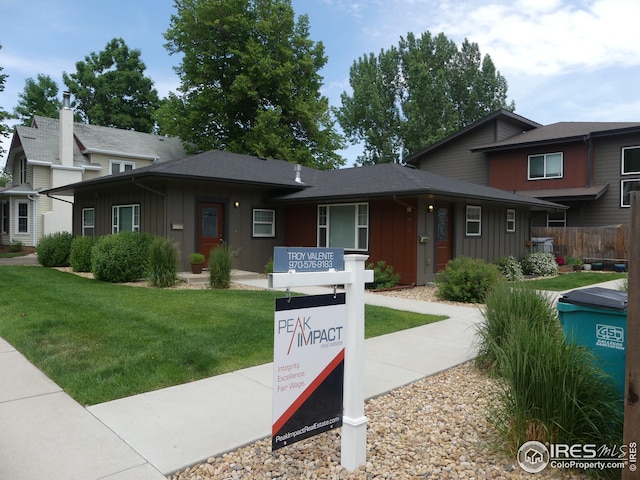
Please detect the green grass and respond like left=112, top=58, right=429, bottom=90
left=0, top=266, right=446, bottom=405
left=0, top=252, right=27, bottom=258
left=516, top=271, right=627, bottom=291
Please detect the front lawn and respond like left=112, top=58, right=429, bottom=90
left=0, top=266, right=446, bottom=405
left=516, top=271, right=627, bottom=291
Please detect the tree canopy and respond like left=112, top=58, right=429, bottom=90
left=0, top=43, right=12, bottom=159
left=14, top=74, right=62, bottom=125
left=63, top=38, right=160, bottom=133
left=159, top=0, right=345, bottom=169
left=336, top=32, right=515, bottom=165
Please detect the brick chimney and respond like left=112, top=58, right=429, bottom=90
left=59, top=91, right=74, bottom=167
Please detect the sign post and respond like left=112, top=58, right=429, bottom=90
left=269, top=252, right=373, bottom=470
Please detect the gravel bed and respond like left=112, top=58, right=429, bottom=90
left=168, top=361, right=586, bottom=480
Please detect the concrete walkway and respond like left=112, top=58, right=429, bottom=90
left=0, top=266, right=626, bottom=479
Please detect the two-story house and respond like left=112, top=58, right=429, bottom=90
left=406, top=110, right=640, bottom=229
left=1, top=92, right=186, bottom=247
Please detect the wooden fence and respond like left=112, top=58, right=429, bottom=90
left=531, top=225, right=629, bottom=261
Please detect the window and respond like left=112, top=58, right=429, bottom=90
left=528, top=152, right=563, bottom=179
left=622, top=146, right=640, bottom=174
left=253, top=209, right=275, bottom=237
left=465, top=205, right=481, bottom=236
left=1, top=201, right=9, bottom=234
left=110, top=160, right=135, bottom=174
left=18, top=157, right=27, bottom=184
left=16, top=200, right=29, bottom=233
left=318, top=203, right=368, bottom=250
left=506, top=209, right=516, bottom=232
left=112, top=204, right=139, bottom=233
left=621, top=179, right=640, bottom=207
left=547, top=211, right=566, bottom=227
left=82, top=208, right=95, bottom=236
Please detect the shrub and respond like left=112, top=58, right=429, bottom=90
left=9, top=240, right=24, bottom=252
left=92, top=232, right=153, bottom=283
left=494, top=256, right=524, bottom=282
left=264, top=257, right=274, bottom=276
left=189, top=252, right=205, bottom=264
left=147, top=236, right=179, bottom=288
left=366, top=260, right=401, bottom=289
left=435, top=257, right=502, bottom=303
left=209, top=244, right=235, bottom=289
left=520, top=252, right=558, bottom=276
left=69, top=236, right=95, bottom=272
left=36, top=232, right=73, bottom=267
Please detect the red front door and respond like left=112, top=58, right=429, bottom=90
left=198, top=202, right=224, bottom=262
left=435, top=203, right=453, bottom=272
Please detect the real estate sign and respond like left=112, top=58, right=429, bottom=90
left=272, top=293, right=345, bottom=450
left=273, top=247, right=344, bottom=273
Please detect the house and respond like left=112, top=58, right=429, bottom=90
left=45, top=150, right=565, bottom=285
left=0, top=92, right=187, bottom=247
left=406, top=110, right=640, bottom=229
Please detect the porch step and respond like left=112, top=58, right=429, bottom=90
left=178, top=269, right=263, bottom=285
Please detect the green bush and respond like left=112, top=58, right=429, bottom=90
left=92, top=232, right=153, bottom=283
left=209, top=244, right=235, bottom=289
left=494, top=256, right=524, bottom=282
left=264, top=257, right=274, bottom=276
left=147, top=236, right=179, bottom=288
left=366, top=260, right=401, bottom=289
left=69, top=236, right=95, bottom=272
left=520, top=252, right=558, bottom=276
left=435, top=257, right=502, bottom=303
left=9, top=240, right=24, bottom=252
left=480, top=283, right=622, bottom=477
left=36, top=232, right=73, bottom=267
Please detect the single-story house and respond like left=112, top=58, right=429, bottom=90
left=45, top=150, right=566, bottom=284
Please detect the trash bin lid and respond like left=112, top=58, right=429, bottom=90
left=558, top=286, right=628, bottom=311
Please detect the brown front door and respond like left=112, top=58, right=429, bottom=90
left=198, top=202, right=224, bottom=262
left=435, top=203, right=453, bottom=272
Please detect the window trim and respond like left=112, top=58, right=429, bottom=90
left=16, top=200, right=29, bottom=234
left=528, top=152, right=563, bottom=180
left=252, top=208, right=275, bottom=238
left=82, top=208, right=95, bottom=236
left=465, top=205, right=482, bottom=236
left=1, top=201, right=8, bottom=235
left=317, top=202, right=369, bottom=251
left=112, top=204, right=140, bottom=233
left=506, top=209, right=516, bottom=233
left=109, top=160, right=135, bottom=175
left=19, top=157, right=27, bottom=184
left=547, top=211, right=566, bottom=227
left=621, top=146, right=640, bottom=175
left=621, top=179, right=640, bottom=207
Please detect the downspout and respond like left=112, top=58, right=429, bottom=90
left=45, top=193, right=74, bottom=205
left=132, top=178, right=167, bottom=237
left=27, top=195, right=38, bottom=247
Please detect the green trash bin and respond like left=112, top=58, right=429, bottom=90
left=557, top=287, right=627, bottom=397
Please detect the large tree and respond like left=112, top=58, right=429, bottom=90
left=337, top=32, right=514, bottom=165
left=63, top=38, right=160, bottom=132
left=0, top=43, right=12, bottom=159
left=14, top=74, right=62, bottom=125
left=160, top=0, right=345, bottom=169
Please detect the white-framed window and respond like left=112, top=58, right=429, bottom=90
left=252, top=208, right=275, bottom=237
left=528, top=152, right=563, bottom=180
left=465, top=205, right=481, bottom=236
left=16, top=200, right=29, bottom=233
left=621, top=179, right=640, bottom=207
left=110, top=160, right=135, bottom=174
left=82, top=208, right=95, bottom=236
left=506, top=209, right=516, bottom=232
left=621, top=146, right=640, bottom=175
left=547, top=211, right=566, bottom=227
left=318, top=203, right=368, bottom=250
left=112, top=204, right=139, bottom=233
left=19, top=157, right=27, bottom=184
left=1, top=201, right=9, bottom=234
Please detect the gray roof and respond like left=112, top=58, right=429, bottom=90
left=473, top=121, right=640, bottom=152
left=13, top=116, right=187, bottom=169
left=45, top=151, right=565, bottom=211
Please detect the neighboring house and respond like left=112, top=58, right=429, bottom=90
left=45, top=150, right=564, bottom=285
left=406, top=110, right=640, bottom=228
left=0, top=92, right=186, bottom=247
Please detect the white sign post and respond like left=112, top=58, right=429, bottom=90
left=269, top=254, right=373, bottom=470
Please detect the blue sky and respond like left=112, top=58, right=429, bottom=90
left=1, top=0, right=639, bottom=166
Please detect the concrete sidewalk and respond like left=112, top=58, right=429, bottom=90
left=0, top=274, right=626, bottom=479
